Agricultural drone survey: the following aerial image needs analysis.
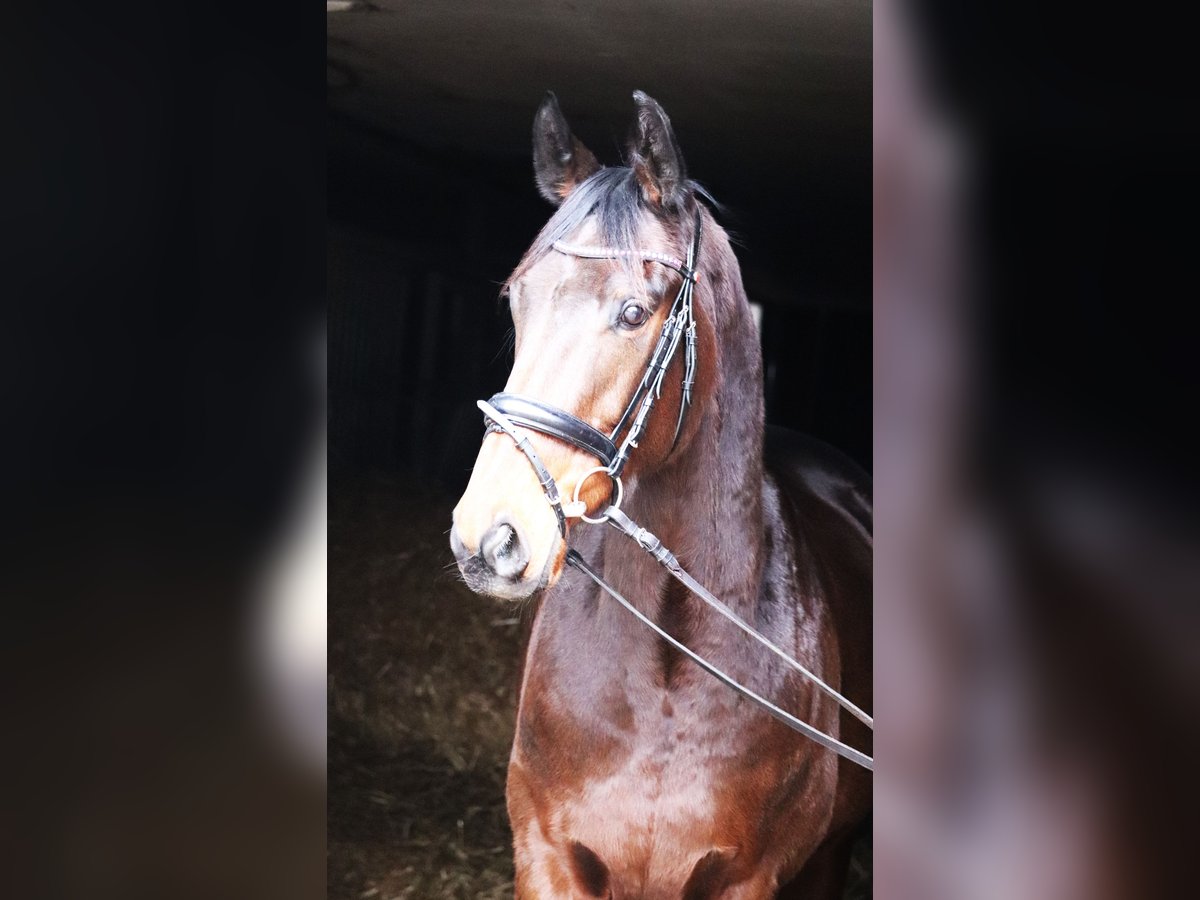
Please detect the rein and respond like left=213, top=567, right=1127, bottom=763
left=479, top=212, right=873, bottom=772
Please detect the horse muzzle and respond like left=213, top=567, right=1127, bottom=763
left=450, top=518, right=559, bottom=601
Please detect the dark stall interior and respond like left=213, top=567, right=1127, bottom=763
left=329, top=0, right=871, bottom=487
left=328, top=2, right=870, bottom=897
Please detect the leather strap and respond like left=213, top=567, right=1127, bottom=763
left=551, top=241, right=694, bottom=278
left=478, top=399, right=568, bottom=536
left=604, top=507, right=874, bottom=730
left=487, top=393, right=617, bottom=469
left=566, top=550, right=874, bottom=771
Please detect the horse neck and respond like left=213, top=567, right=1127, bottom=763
left=611, top=223, right=766, bottom=611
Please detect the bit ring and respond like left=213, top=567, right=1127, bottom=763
left=573, top=467, right=624, bottom=524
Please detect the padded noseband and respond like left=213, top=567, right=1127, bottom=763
left=485, top=392, right=617, bottom=470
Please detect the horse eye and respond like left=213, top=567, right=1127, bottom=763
left=620, top=303, right=648, bottom=328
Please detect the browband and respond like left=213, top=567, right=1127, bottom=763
left=550, top=241, right=698, bottom=280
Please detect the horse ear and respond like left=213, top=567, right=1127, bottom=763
left=532, top=91, right=601, bottom=206
left=628, top=91, right=690, bottom=209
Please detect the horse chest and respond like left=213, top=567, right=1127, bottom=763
left=512, top=612, right=798, bottom=858
left=510, top=650, right=836, bottom=896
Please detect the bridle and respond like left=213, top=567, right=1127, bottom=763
left=484, top=212, right=703, bottom=536
left=477, top=209, right=874, bottom=771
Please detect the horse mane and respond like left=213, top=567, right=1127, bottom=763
left=507, top=166, right=717, bottom=290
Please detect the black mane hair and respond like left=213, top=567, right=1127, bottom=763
left=508, top=167, right=715, bottom=289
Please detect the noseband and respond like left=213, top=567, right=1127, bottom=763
left=475, top=210, right=874, bottom=771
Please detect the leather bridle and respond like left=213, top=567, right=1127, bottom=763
left=476, top=210, right=874, bottom=771
left=483, top=211, right=702, bottom=536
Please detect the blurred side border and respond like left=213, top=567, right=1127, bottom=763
left=876, top=1, right=1199, bottom=897
left=2, top=3, right=327, bottom=899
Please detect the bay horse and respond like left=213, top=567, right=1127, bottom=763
left=450, top=91, right=871, bottom=899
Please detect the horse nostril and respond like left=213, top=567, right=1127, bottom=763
left=480, top=522, right=529, bottom=579
left=449, top=524, right=470, bottom=563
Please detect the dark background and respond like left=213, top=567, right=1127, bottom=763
left=327, top=0, right=872, bottom=488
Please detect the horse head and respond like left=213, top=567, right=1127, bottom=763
left=451, top=91, right=715, bottom=600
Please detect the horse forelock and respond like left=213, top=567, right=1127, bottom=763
left=507, top=166, right=717, bottom=293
